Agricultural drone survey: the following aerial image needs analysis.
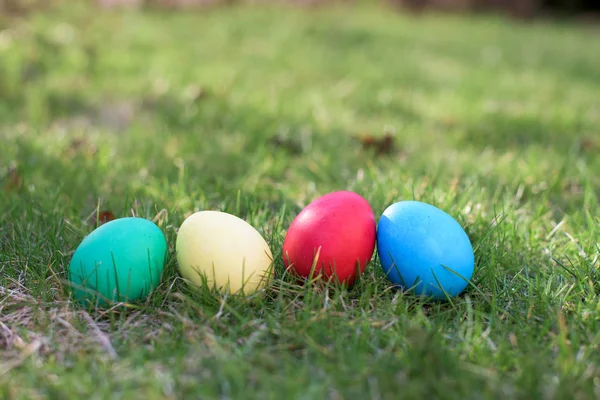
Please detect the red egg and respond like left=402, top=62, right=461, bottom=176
left=282, top=191, right=376, bottom=285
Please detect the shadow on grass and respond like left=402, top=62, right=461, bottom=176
left=5, top=90, right=319, bottom=206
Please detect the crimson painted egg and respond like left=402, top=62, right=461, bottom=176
left=282, top=191, right=376, bottom=285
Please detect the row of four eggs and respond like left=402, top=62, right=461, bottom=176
left=69, top=191, right=475, bottom=306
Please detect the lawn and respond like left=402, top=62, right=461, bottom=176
left=1, top=2, right=600, bottom=398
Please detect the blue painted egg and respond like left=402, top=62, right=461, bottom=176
left=377, top=201, right=474, bottom=299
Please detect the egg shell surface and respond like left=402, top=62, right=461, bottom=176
left=282, top=191, right=376, bottom=285
left=69, top=217, right=167, bottom=306
left=176, top=211, right=274, bottom=295
left=377, top=201, right=474, bottom=299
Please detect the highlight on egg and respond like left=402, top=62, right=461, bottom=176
left=176, top=210, right=274, bottom=295
left=282, top=191, right=376, bottom=285
left=376, top=201, right=475, bottom=300
left=68, top=217, right=168, bottom=306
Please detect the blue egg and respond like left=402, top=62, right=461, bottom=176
left=377, top=201, right=474, bottom=299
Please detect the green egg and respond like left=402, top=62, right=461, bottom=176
left=68, top=217, right=168, bottom=306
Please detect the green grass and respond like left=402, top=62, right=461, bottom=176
left=1, top=2, right=600, bottom=398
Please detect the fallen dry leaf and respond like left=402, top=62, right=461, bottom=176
left=96, top=0, right=144, bottom=9
left=580, top=136, right=599, bottom=153
left=65, top=137, right=98, bottom=159
left=357, top=133, right=396, bottom=155
left=562, top=179, right=584, bottom=196
left=182, top=84, right=206, bottom=103
left=3, top=167, right=23, bottom=191
left=97, top=211, right=116, bottom=226
left=268, top=135, right=303, bottom=155
left=439, top=115, right=457, bottom=128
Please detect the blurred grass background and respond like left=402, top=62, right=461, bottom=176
left=1, top=0, right=599, bottom=398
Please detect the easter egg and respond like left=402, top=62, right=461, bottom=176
left=282, top=191, right=376, bottom=285
left=69, top=217, right=168, bottom=306
left=377, top=201, right=474, bottom=299
left=176, top=211, right=273, bottom=295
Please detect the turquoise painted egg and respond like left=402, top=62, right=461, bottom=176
left=68, top=217, right=168, bottom=306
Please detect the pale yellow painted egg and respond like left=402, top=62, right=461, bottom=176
left=176, top=211, right=274, bottom=294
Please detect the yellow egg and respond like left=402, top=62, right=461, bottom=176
left=176, top=211, right=274, bottom=294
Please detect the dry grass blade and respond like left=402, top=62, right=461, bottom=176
left=0, top=338, right=44, bottom=377
left=0, top=321, right=26, bottom=350
left=82, top=312, right=118, bottom=360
